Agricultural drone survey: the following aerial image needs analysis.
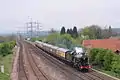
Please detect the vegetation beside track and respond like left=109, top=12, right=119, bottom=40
left=0, top=73, right=9, bottom=80
left=0, top=54, right=14, bottom=80
left=0, top=41, right=16, bottom=56
left=90, top=48, right=120, bottom=78
left=0, top=41, right=16, bottom=80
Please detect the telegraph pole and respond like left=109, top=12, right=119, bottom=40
left=36, top=21, right=41, bottom=37
left=26, top=18, right=41, bottom=39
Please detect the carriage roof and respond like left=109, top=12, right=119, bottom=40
left=57, top=48, right=69, bottom=52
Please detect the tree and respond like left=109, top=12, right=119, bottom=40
left=89, top=25, right=102, bottom=39
left=81, top=25, right=102, bottom=39
left=60, top=26, right=66, bottom=35
left=46, top=33, right=59, bottom=45
left=101, top=26, right=113, bottom=39
left=61, top=34, right=72, bottom=49
left=49, top=28, right=57, bottom=34
left=69, top=28, right=73, bottom=37
left=67, top=29, right=70, bottom=34
left=108, top=26, right=112, bottom=37
left=73, top=26, right=78, bottom=38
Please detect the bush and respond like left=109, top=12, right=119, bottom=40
left=111, top=55, right=120, bottom=74
left=30, top=38, right=36, bottom=42
left=103, top=50, right=114, bottom=70
left=90, top=48, right=120, bottom=77
left=94, top=48, right=106, bottom=67
left=45, top=33, right=59, bottom=45
left=89, top=48, right=100, bottom=64
left=0, top=41, right=16, bottom=57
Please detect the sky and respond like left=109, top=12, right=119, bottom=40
left=0, top=0, right=120, bottom=34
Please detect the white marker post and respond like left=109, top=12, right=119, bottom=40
left=1, top=65, right=4, bottom=73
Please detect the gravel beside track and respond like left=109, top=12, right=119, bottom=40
left=11, top=45, right=19, bottom=80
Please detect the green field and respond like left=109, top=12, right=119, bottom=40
left=0, top=54, right=13, bottom=80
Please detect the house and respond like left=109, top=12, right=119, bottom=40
left=82, top=39, right=120, bottom=54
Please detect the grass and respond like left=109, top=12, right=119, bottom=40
left=0, top=73, right=9, bottom=80
left=102, top=70, right=120, bottom=78
left=0, top=54, right=13, bottom=80
left=93, top=66, right=120, bottom=79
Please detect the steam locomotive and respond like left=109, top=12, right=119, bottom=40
left=35, top=41, right=91, bottom=71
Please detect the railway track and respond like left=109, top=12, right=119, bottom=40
left=18, top=40, right=50, bottom=80
left=24, top=42, right=50, bottom=80
left=18, top=41, right=28, bottom=80
left=25, top=41, right=115, bottom=80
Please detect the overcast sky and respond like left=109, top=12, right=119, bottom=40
left=0, top=0, right=120, bottom=33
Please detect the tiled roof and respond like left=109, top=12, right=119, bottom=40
left=82, top=39, right=120, bottom=51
